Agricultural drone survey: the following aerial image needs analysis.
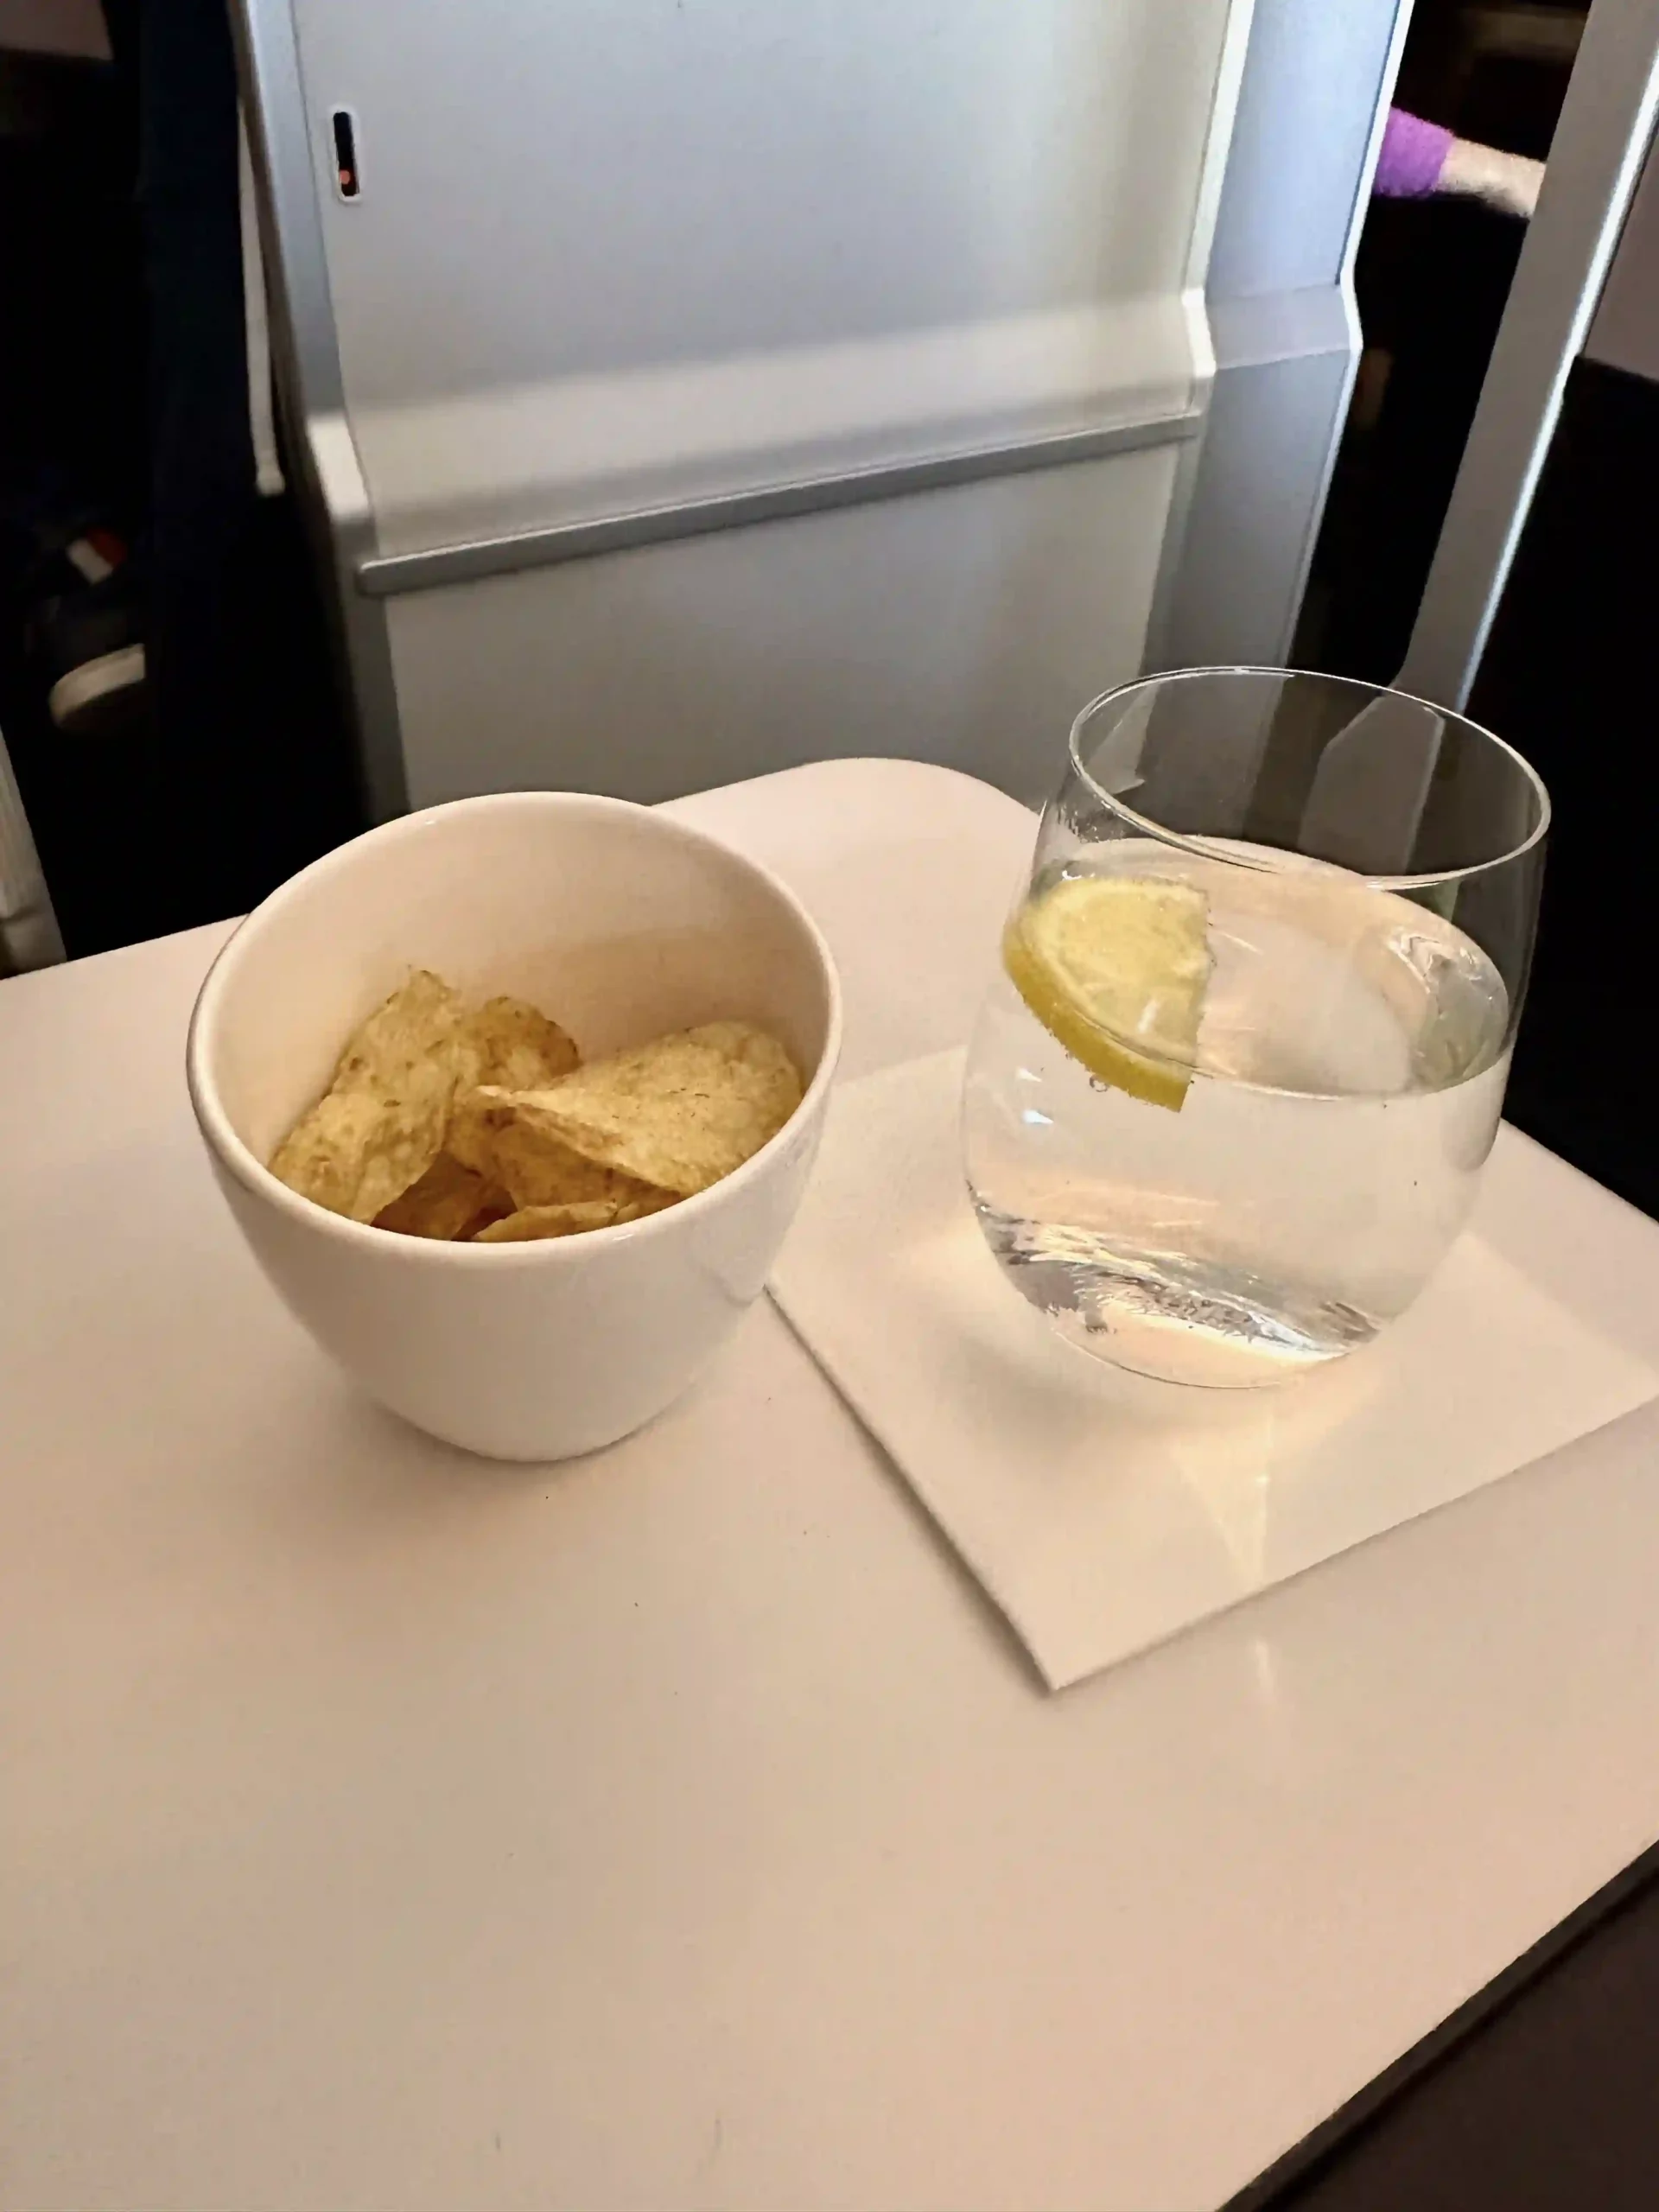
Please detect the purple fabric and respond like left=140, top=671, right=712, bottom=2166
left=1375, top=108, right=1454, bottom=199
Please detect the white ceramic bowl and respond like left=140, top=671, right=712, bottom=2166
left=187, top=792, right=842, bottom=1460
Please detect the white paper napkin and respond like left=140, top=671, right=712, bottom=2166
left=772, top=1050, right=1659, bottom=1689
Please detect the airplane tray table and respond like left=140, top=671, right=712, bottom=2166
left=6, top=758, right=1659, bottom=2211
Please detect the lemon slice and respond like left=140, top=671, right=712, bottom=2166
left=1004, top=873, right=1212, bottom=1110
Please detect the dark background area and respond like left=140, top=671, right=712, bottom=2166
left=0, top=4, right=359, bottom=959
left=1472, top=353, right=1659, bottom=1222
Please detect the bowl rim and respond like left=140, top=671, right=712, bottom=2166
left=185, top=789, right=844, bottom=1267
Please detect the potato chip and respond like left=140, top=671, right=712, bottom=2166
left=372, top=1153, right=510, bottom=1241
left=471, top=1193, right=670, bottom=1243
left=463, top=996, right=580, bottom=1090
left=474, top=1201, right=613, bottom=1243
left=447, top=1088, right=664, bottom=1213
left=457, top=1186, right=518, bottom=1240
left=270, top=974, right=801, bottom=1245
left=269, top=971, right=482, bottom=1222
left=494, top=1021, right=802, bottom=1197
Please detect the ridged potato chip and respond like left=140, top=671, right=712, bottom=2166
left=269, top=971, right=482, bottom=1223
left=499, top=1022, right=802, bottom=1197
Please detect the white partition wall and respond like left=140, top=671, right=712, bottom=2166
left=237, top=0, right=1399, bottom=812
left=1150, top=0, right=1410, bottom=673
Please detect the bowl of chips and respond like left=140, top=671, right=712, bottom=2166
left=187, top=791, right=842, bottom=1459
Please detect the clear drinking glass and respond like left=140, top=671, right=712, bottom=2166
left=963, top=668, right=1549, bottom=1387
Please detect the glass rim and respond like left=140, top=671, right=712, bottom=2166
left=1066, top=665, right=1551, bottom=890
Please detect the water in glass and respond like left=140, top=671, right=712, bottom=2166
left=964, top=842, right=1511, bottom=1387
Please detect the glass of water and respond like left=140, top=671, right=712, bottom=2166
left=963, top=668, right=1548, bottom=1386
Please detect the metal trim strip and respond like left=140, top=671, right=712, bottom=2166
left=354, top=411, right=1203, bottom=599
